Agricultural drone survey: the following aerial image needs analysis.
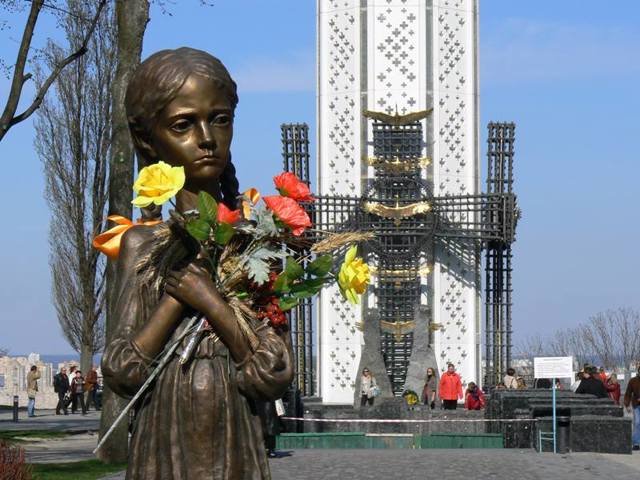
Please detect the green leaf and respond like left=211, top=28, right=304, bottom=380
left=214, top=222, right=235, bottom=245
left=198, top=191, right=218, bottom=224
left=279, top=297, right=299, bottom=312
left=236, top=291, right=249, bottom=299
left=254, top=204, right=279, bottom=238
left=284, top=257, right=304, bottom=280
left=243, top=246, right=287, bottom=285
left=292, top=289, right=316, bottom=300
left=186, top=219, right=211, bottom=241
left=307, top=255, right=333, bottom=276
left=273, top=273, right=290, bottom=294
left=291, top=277, right=326, bottom=298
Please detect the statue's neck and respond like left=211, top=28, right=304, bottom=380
left=176, top=185, right=222, bottom=212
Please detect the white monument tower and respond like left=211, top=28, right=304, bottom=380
left=317, top=0, right=480, bottom=404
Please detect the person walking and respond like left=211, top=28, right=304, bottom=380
left=53, top=367, right=70, bottom=415
left=71, top=370, right=87, bottom=415
left=360, top=368, right=378, bottom=406
left=84, top=365, right=99, bottom=411
left=576, top=367, right=608, bottom=398
left=606, top=373, right=621, bottom=405
left=464, top=382, right=485, bottom=410
left=26, top=365, right=41, bottom=417
left=439, top=363, right=463, bottom=410
left=67, top=365, right=77, bottom=411
left=623, top=366, right=640, bottom=451
left=503, top=368, right=518, bottom=390
left=256, top=400, right=281, bottom=458
left=422, top=367, right=437, bottom=409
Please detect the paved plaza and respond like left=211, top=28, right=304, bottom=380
left=268, top=449, right=640, bottom=480
left=0, top=408, right=100, bottom=432
left=100, top=449, right=640, bottom=480
left=2, top=410, right=639, bottom=479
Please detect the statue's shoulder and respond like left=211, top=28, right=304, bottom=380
left=120, top=222, right=165, bottom=258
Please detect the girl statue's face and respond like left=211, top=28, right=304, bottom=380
left=149, top=74, right=234, bottom=191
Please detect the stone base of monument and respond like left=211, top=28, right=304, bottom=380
left=276, top=431, right=505, bottom=449
left=485, top=390, right=632, bottom=454
left=300, top=398, right=486, bottom=435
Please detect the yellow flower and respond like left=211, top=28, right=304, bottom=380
left=132, top=161, right=185, bottom=207
left=404, top=391, right=419, bottom=406
left=338, top=245, right=370, bottom=305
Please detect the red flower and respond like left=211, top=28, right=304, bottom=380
left=273, top=172, right=314, bottom=202
left=256, top=297, right=288, bottom=328
left=217, top=203, right=241, bottom=224
left=263, top=196, right=312, bottom=236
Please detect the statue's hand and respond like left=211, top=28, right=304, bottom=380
left=165, top=261, right=221, bottom=315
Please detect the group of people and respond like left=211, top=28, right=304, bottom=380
left=360, top=363, right=486, bottom=410
left=437, top=363, right=485, bottom=410
left=572, top=365, right=640, bottom=451
left=52, top=365, right=100, bottom=415
left=569, top=365, right=623, bottom=403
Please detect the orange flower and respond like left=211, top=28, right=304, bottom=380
left=217, top=203, right=241, bottom=224
left=273, top=172, right=314, bottom=202
left=263, top=196, right=312, bottom=236
left=242, top=188, right=261, bottom=219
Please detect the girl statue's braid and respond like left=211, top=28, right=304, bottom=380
left=220, top=154, right=240, bottom=210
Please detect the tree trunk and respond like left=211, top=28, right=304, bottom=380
left=80, top=344, right=93, bottom=380
left=99, top=0, right=150, bottom=464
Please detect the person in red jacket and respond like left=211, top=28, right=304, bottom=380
left=606, top=373, right=621, bottom=405
left=464, top=382, right=485, bottom=410
left=598, top=367, right=608, bottom=384
left=439, top=363, right=463, bottom=410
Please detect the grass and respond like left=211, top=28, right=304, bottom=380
left=0, top=430, right=71, bottom=443
left=31, top=460, right=127, bottom=480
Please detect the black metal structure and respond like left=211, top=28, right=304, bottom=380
left=484, top=122, right=516, bottom=386
left=281, top=119, right=518, bottom=396
left=281, top=124, right=315, bottom=396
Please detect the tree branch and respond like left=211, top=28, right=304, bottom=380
left=0, top=0, right=107, bottom=141
left=0, top=0, right=43, bottom=140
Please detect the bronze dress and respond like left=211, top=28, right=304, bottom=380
left=102, top=226, right=293, bottom=480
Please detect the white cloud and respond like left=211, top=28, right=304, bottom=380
left=481, top=18, right=640, bottom=86
left=232, top=51, right=315, bottom=93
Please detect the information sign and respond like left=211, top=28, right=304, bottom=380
left=533, top=356, right=573, bottom=379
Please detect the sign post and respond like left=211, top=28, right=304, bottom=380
left=533, top=356, right=573, bottom=453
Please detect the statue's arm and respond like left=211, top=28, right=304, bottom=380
left=235, top=325, right=294, bottom=401
left=162, top=258, right=294, bottom=400
left=164, top=261, right=251, bottom=364
left=101, top=226, right=184, bottom=397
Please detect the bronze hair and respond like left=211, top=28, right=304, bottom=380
left=125, top=47, right=241, bottom=209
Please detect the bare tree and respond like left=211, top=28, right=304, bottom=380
left=563, top=328, right=592, bottom=368
left=582, top=312, right=617, bottom=370
left=606, top=308, right=640, bottom=379
left=516, top=333, right=546, bottom=359
left=0, top=0, right=106, bottom=143
left=34, top=0, right=115, bottom=376
left=518, top=308, right=640, bottom=376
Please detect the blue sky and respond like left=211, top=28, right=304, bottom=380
left=0, top=1, right=638, bottom=354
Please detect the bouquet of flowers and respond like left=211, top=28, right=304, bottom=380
left=93, top=164, right=371, bottom=451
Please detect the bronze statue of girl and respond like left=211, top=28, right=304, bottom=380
left=102, top=47, right=294, bottom=479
